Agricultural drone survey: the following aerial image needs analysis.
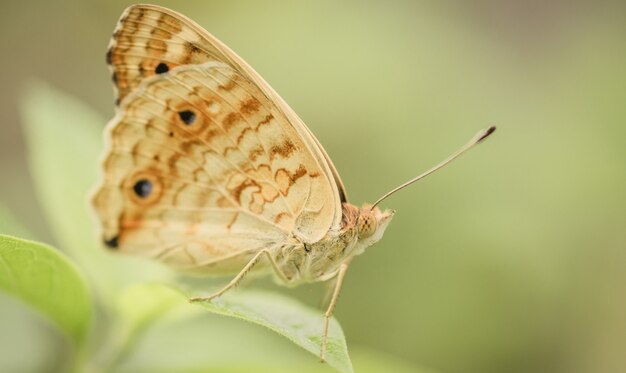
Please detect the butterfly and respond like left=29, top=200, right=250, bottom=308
left=91, top=4, right=495, bottom=361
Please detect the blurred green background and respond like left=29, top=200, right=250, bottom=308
left=1, top=1, right=626, bottom=372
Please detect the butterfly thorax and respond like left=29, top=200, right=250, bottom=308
left=273, top=203, right=395, bottom=284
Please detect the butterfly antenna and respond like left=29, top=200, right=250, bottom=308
left=370, top=126, right=496, bottom=209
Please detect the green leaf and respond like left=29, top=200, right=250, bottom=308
left=181, top=287, right=353, bottom=373
left=20, top=80, right=103, bottom=260
left=109, top=284, right=352, bottom=373
left=86, top=283, right=195, bottom=372
left=0, top=234, right=92, bottom=344
left=117, top=283, right=192, bottom=330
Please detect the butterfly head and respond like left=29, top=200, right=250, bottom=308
left=356, top=204, right=395, bottom=247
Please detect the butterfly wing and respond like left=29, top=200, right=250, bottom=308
left=93, top=60, right=340, bottom=272
left=107, top=4, right=348, bottom=203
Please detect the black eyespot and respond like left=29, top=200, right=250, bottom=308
left=112, top=72, right=118, bottom=84
left=178, top=110, right=196, bottom=125
left=103, top=235, right=119, bottom=249
left=155, top=62, right=169, bottom=74
left=133, top=179, right=152, bottom=198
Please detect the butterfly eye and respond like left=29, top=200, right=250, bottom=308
left=357, top=213, right=377, bottom=239
left=133, top=179, right=153, bottom=198
left=178, top=110, right=196, bottom=125
left=155, top=62, right=169, bottom=74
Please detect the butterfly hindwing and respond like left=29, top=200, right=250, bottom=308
left=93, top=61, right=338, bottom=270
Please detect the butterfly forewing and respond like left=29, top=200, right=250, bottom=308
left=107, top=4, right=347, bottom=214
left=108, top=5, right=232, bottom=103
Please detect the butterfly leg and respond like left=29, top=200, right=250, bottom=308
left=189, top=249, right=288, bottom=302
left=319, top=277, right=337, bottom=309
left=320, top=262, right=350, bottom=362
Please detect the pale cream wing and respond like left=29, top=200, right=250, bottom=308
left=93, top=62, right=339, bottom=271
left=107, top=3, right=348, bottom=209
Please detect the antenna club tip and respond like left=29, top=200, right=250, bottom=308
left=477, top=126, right=497, bottom=143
